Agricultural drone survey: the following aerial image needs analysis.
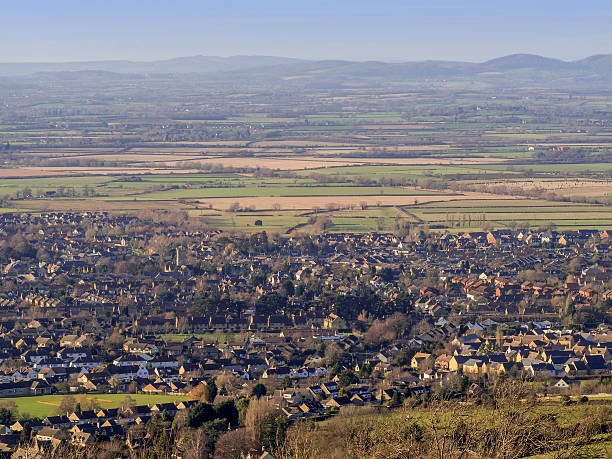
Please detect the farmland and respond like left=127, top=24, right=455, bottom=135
left=2, top=167, right=612, bottom=233
left=2, top=161, right=610, bottom=233
left=0, top=71, right=611, bottom=233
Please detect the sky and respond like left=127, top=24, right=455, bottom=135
left=3, top=0, right=612, bottom=63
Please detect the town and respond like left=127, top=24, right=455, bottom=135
left=0, top=211, right=608, bottom=457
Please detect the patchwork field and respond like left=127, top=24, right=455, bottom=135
left=406, top=199, right=612, bottom=231
left=192, top=192, right=513, bottom=211
left=2, top=87, right=612, bottom=233
left=1, top=159, right=611, bottom=233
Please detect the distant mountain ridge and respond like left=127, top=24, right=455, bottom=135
left=0, top=55, right=308, bottom=76
left=1, top=53, right=612, bottom=87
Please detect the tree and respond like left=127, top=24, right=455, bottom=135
left=0, top=407, right=13, bottom=426
left=181, top=428, right=210, bottom=459
left=396, top=348, right=416, bottom=367
left=324, top=343, right=346, bottom=366
left=187, top=402, right=215, bottom=428
left=118, top=395, right=135, bottom=417
left=128, top=380, right=139, bottom=394
left=255, top=292, right=286, bottom=315
left=261, top=413, right=289, bottom=452
left=244, top=397, right=275, bottom=445
left=280, top=279, right=295, bottom=297
left=280, top=375, right=292, bottom=390
left=337, top=369, right=358, bottom=388
left=237, top=397, right=250, bottom=424
left=19, top=422, right=32, bottom=445
left=206, top=377, right=218, bottom=403
left=215, top=399, right=239, bottom=428
left=189, top=381, right=216, bottom=403
left=377, top=267, right=395, bottom=282
left=200, top=418, right=228, bottom=446
left=57, top=395, right=76, bottom=415
left=213, top=428, right=258, bottom=459
left=251, top=383, right=267, bottom=399
left=364, top=319, right=395, bottom=345
left=389, top=390, right=401, bottom=407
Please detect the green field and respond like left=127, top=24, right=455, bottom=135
left=405, top=199, right=612, bottom=231
left=192, top=210, right=309, bottom=233
left=1, top=149, right=610, bottom=234
left=0, top=393, right=188, bottom=419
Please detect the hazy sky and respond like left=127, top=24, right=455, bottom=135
left=3, top=0, right=611, bottom=63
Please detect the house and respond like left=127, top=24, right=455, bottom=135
left=142, top=382, right=171, bottom=394
left=281, top=390, right=308, bottom=404
left=289, top=368, right=310, bottom=379
left=349, top=393, right=370, bottom=405
left=35, top=427, right=62, bottom=442
left=320, top=382, right=339, bottom=397
left=299, top=401, right=324, bottom=416
left=176, top=400, right=198, bottom=411
left=583, top=354, right=608, bottom=374
left=68, top=410, right=98, bottom=426
left=0, top=381, right=32, bottom=397
left=378, top=388, right=400, bottom=401
left=434, top=354, right=452, bottom=370
left=262, top=367, right=290, bottom=379
left=43, top=416, right=71, bottom=430
left=150, top=403, right=178, bottom=417
left=524, top=362, right=556, bottom=378
left=112, top=355, right=148, bottom=367
left=307, top=385, right=323, bottom=398
left=323, top=313, right=347, bottom=330
left=281, top=406, right=303, bottom=420
left=148, top=356, right=179, bottom=369
left=564, top=360, right=588, bottom=377
left=30, top=380, right=52, bottom=395
left=411, top=352, right=433, bottom=370
left=96, top=408, right=119, bottom=420
left=120, top=405, right=152, bottom=423
left=462, top=358, right=487, bottom=375
left=11, top=419, right=44, bottom=432
left=448, top=355, right=471, bottom=372
left=71, top=431, right=94, bottom=447
left=553, top=377, right=572, bottom=390
left=325, top=396, right=351, bottom=409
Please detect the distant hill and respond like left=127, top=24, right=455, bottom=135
left=577, top=54, right=612, bottom=74
left=0, top=55, right=307, bottom=77
left=1, top=53, right=612, bottom=88
left=480, top=54, right=576, bottom=71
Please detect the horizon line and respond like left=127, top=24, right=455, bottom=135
left=1, top=52, right=610, bottom=66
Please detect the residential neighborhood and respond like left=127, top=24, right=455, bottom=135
left=0, top=212, right=609, bottom=456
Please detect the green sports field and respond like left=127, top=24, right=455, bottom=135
left=0, top=393, right=188, bottom=419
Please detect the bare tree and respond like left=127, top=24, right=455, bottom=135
left=213, top=428, right=258, bottom=459
left=244, top=397, right=275, bottom=445
left=180, top=429, right=210, bottom=459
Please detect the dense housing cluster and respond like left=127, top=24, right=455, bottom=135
left=0, top=212, right=607, bottom=456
